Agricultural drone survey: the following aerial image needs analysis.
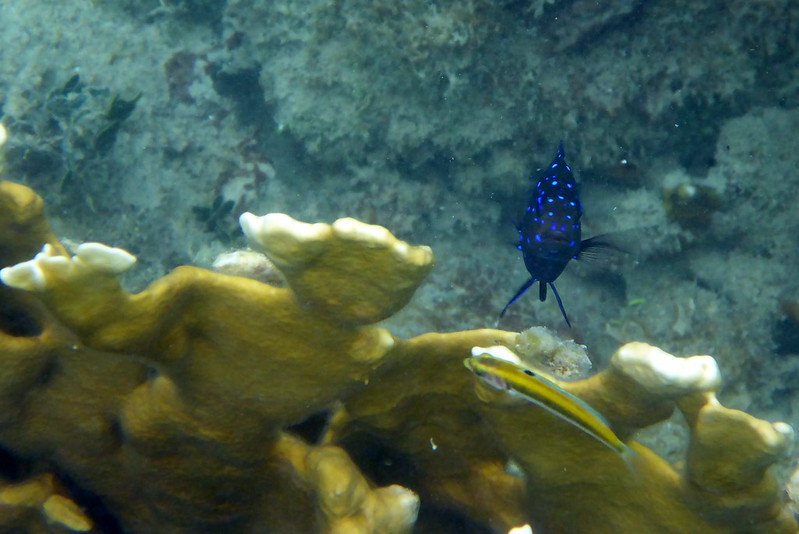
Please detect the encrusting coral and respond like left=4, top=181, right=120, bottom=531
left=0, top=179, right=797, bottom=533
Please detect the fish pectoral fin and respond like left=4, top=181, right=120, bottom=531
left=577, top=234, right=627, bottom=264
left=499, top=278, right=536, bottom=318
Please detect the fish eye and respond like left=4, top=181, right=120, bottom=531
left=523, top=369, right=535, bottom=376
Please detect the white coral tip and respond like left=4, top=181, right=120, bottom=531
left=238, top=212, right=263, bottom=244
left=472, top=346, right=523, bottom=365
left=773, top=422, right=794, bottom=443
left=0, top=260, right=47, bottom=291
left=37, top=243, right=60, bottom=259
left=612, top=342, right=721, bottom=396
left=241, top=213, right=328, bottom=247
left=74, top=243, right=136, bottom=273
left=333, top=217, right=392, bottom=245
left=240, top=212, right=331, bottom=265
left=378, top=485, right=419, bottom=525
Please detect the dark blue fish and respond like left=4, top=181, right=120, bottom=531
left=500, top=143, right=608, bottom=327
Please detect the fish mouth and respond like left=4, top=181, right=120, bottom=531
left=480, top=373, right=510, bottom=391
left=464, top=358, right=510, bottom=391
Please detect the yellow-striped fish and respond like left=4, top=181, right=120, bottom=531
left=464, top=348, right=635, bottom=469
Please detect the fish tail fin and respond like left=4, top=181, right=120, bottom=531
left=499, top=278, right=536, bottom=319
left=548, top=282, right=571, bottom=328
left=618, top=442, right=642, bottom=481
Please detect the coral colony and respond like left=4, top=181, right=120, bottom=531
left=0, top=178, right=795, bottom=533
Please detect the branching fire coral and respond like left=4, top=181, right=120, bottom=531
left=0, top=180, right=796, bottom=533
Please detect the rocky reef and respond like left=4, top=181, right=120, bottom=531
left=0, top=179, right=796, bottom=533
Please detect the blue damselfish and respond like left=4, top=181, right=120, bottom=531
left=500, top=143, right=609, bottom=327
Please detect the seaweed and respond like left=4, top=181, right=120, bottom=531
left=2, top=73, right=141, bottom=213
left=192, top=194, right=239, bottom=242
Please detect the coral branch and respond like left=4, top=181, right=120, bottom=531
left=0, top=181, right=795, bottom=533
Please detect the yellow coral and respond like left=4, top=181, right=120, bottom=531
left=0, top=180, right=796, bottom=533
left=240, top=212, right=434, bottom=325
left=470, top=342, right=795, bottom=533
left=0, top=182, right=430, bottom=532
left=0, top=180, right=66, bottom=265
left=275, top=432, right=418, bottom=534
left=0, top=473, right=92, bottom=532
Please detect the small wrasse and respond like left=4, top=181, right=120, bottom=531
left=464, top=346, right=635, bottom=469
left=501, top=143, right=615, bottom=327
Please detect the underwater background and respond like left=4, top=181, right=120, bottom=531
left=1, top=0, right=798, bottom=532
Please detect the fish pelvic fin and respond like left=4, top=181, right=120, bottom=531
left=499, top=278, right=536, bottom=319
left=548, top=282, right=571, bottom=328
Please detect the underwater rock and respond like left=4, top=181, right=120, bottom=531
left=663, top=182, right=723, bottom=232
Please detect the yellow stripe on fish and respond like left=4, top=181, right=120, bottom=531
left=464, top=350, right=636, bottom=470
